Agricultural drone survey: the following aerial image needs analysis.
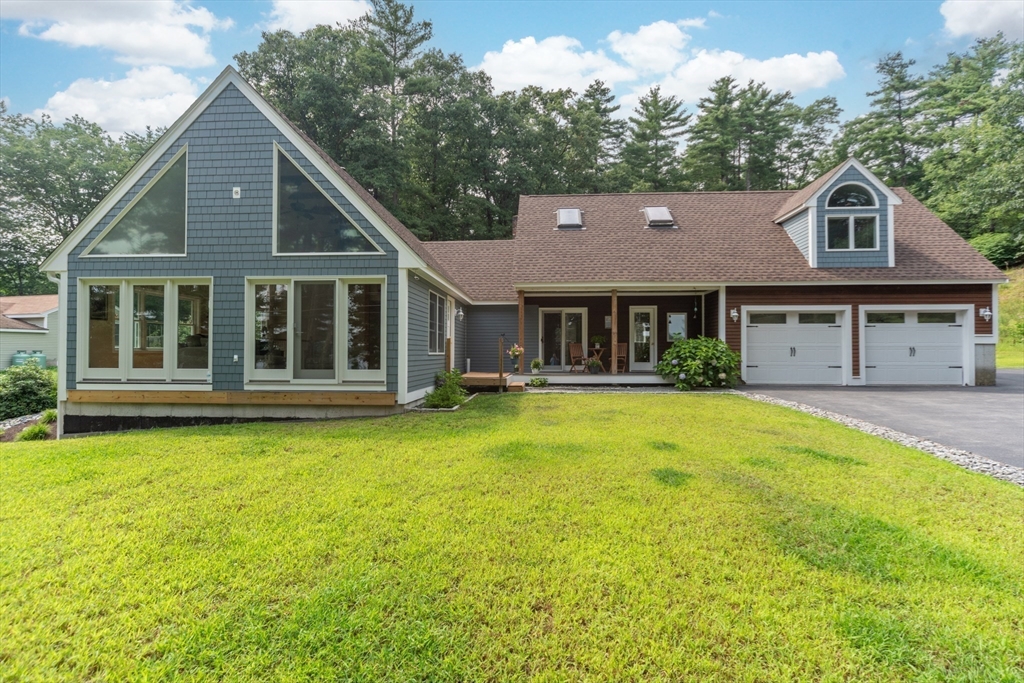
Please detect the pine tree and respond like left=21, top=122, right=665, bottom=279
left=681, top=77, right=740, bottom=191
left=617, top=86, right=690, bottom=192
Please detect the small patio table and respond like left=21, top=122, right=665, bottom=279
left=589, top=347, right=608, bottom=372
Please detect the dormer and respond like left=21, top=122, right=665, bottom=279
left=775, top=158, right=901, bottom=268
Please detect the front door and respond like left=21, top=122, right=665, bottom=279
left=540, top=309, right=586, bottom=370
left=630, top=306, right=657, bottom=371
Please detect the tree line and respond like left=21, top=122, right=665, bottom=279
left=2, top=0, right=1021, bottom=295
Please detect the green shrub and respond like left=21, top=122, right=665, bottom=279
left=424, top=370, right=467, bottom=409
left=970, top=232, right=1023, bottom=268
left=15, top=423, right=50, bottom=441
left=655, top=336, right=741, bottom=390
left=0, top=360, right=57, bottom=421
left=39, top=409, right=58, bottom=425
left=528, top=377, right=549, bottom=387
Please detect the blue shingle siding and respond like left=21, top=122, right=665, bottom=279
left=465, top=305, right=537, bottom=372
left=66, top=84, right=399, bottom=392
left=454, top=303, right=467, bottom=373
left=815, top=167, right=890, bottom=268
left=782, top=210, right=810, bottom=261
left=406, top=277, right=447, bottom=391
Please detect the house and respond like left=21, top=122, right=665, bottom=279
left=40, top=66, right=1005, bottom=436
left=0, top=295, right=60, bottom=369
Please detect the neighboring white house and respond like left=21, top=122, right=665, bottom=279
left=0, top=295, right=60, bottom=370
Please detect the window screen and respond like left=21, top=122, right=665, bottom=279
left=91, top=154, right=186, bottom=255
left=277, top=150, right=377, bottom=253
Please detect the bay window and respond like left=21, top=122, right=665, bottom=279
left=80, top=279, right=211, bottom=382
left=246, top=277, right=385, bottom=385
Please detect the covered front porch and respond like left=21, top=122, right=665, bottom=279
left=510, top=286, right=722, bottom=381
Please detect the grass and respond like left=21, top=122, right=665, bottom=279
left=1, top=393, right=1022, bottom=682
left=997, top=267, right=1024, bottom=368
left=13, top=423, right=49, bottom=441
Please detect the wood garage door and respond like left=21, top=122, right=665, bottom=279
left=745, top=311, right=843, bottom=384
left=864, top=310, right=964, bottom=385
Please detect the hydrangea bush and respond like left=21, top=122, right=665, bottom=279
left=655, top=336, right=741, bottom=390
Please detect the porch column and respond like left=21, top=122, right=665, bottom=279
left=517, top=290, right=525, bottom=360
left=611, top=289, right=618, bottom=374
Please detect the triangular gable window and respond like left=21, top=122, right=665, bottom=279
left=276, top=149, right=378, bottom=254
left=89, top=149, right=187, bottom=255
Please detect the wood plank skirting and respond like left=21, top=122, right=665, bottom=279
left=67, top=390, right=397, bottom=406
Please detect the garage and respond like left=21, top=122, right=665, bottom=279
left=863, top=310, right=965, bottom=385
left=744, top=310, right=844, bottom=384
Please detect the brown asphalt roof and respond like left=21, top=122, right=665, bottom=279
left=0, top=295, right=58, bottom=316
left=510, top=187, right=1003, bottom=288
left=421, top=241, right=517, bottom=302
left=772, top=158, right=847, bottom=221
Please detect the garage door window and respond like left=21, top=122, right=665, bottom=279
left=918, top=312, right=956, bottom=324
left=798, top=313, right=836, bottom=324
left=866, top=312, right=905, bottom=324
left=749, top=313, right=787, bottom=324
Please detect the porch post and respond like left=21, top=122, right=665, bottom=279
left=517, top=290, right=525, bottom=359
left=611, top=289, right=618, bottom=374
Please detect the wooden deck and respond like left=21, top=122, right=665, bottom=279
left=461, top=372, right=513, bottom=388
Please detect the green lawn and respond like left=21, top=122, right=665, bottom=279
left=2, top=395, right=1022, bottom=682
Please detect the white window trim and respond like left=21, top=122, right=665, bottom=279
left=825, top=181, right=878, bottom=209
left=537, top=308, right=589, bottom=372
left=740, top=305, right=853, bottom=386
left=77, top=277, right=212, bottom=384
left=244, top=275, right=387, bottom=387
left=825, top=214, right=880, bottom=252
left=628, top=305, right=658, bottom=371
left=272, top=142, right=385, bottom=257
left=427, top=290, right=446, bottom=355
left=81, top=145, right=189, bottom=258
left=857, top=304, right=974, bottom=386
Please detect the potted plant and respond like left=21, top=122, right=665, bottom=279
left=586, top=358, right=602, bottom=374
left=530, top=358, right=543, bottom=374
left=507, top=343, right=524, bottom=372
left=590, top=334, right=605, bottom=349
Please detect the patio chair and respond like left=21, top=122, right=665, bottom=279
left=615, top=343, right=627, bottom=373
left=568, top=342, right=586, bottom=372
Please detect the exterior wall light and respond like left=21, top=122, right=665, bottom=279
left=456, top=307, right=465, bottom=322
left=979, top=306, right=992, bottom=322
left=730, top=308, right=739, bottom=323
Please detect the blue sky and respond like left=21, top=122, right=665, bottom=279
left=1, top=1, right=1021, bottom=135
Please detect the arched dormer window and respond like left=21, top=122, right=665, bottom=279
left=827, top=183, right=876, bottom=208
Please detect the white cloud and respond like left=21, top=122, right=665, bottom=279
left=607, top=20, right=695, bottom=74
left=263, top=0, right=371, bottom=32
left=34, top=67, right=199, bottom=136
left=940, top=0, right=1024, bottom=40
left=0, top=0, right=232, bottom=68
left=476, top=36, right=635, bottom=93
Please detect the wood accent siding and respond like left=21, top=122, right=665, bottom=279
left=68, top=389, right=396, bottom=405
left=724, top=284, right=994, bottom=376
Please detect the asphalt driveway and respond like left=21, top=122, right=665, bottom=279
left=740, top=369, right=1024, bottom=468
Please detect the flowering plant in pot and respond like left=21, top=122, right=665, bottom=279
left=585, top=358, right=602, bottom=374
left=530, top=358, right=543, bottom=374
left=507, top=343, right=524, bottom=372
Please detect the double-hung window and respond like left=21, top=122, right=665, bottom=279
left=247, top=278, right=385, bottom=385
left=80, top=279, right=212, bottom=382
left=428, top=291, right=447, bottom=355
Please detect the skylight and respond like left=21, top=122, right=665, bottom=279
left=642, top=206, right=675, bottom=227
left=556, top=208, right=583, bottom=229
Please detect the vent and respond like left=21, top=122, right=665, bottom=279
left=642, top=206, right=675, bottom=228
left=556, top=208, right=583, bottom=229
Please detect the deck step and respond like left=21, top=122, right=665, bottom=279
left=507, top=382, right=526, bottom=393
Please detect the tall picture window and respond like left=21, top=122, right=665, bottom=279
left=428, top=291, right=446, bottom=354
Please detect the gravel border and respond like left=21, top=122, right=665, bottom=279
left=0, top=412, right=43, bottom=432
left=740, top=391, right=1024, bottom=487
left=411, top=393, right=479, bottom=412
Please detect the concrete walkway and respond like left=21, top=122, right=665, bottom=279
left=739, top=369, right=1024, bottom=468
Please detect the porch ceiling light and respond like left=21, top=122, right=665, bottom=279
left=456, top=307, right=465, bottom=322
left=730, top=308, right=739, bottom=323
left=979, top=306, right=992, bottom=322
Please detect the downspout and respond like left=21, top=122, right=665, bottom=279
left=46, top=272, right=66, bottom=439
